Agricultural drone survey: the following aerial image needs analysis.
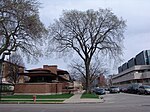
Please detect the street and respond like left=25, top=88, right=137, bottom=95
left=0, top=93, right=150, bottom=112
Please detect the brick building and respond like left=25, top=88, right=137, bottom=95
left=1, top=61, right=24, bottom=84
left=92, top=74, right=107, bottom=88
left=15, top=65, right=73, bottom=95
left=97, top=74, right=107, bottom=87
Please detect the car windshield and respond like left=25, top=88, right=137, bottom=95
left=143, top=85, right=150, bottom=89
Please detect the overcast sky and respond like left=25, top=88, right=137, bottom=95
left=26, top=0, right=150, bottom=74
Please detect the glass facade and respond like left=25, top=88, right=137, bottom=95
left=118, top=66, right=122, bottom=73
left=118, top=50, right=150, bottom=73
left=122, top=63, right=128, bottom=71
left=135, top=51, right=147, bottom=65
left=128, top=58, right=136, bottom=68
left=146, top=50, right=150, bottom=65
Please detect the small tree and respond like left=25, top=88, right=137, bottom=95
left=0, top=0, right=47, bottom=61
left=48, top=9, right=126, bottom=93
left=6, top=53, right=25, bottom=84
left=70, top=57, right=108, bottom=89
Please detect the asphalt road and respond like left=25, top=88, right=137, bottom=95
left=0, top=93, right=150, bottom=112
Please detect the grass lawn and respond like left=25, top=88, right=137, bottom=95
left=1, top=93, right=73, bottom=99
left=0, top=99, right=64, bottom=103
left=81, top=93, right=99, bottom=99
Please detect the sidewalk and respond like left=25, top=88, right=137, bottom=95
left=63, top=91, right=104, bottom=104
left=1, top=91, right=104, bottom=104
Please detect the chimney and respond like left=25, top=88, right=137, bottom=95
left=43, top=65, right=57, bottom=74
left=43, top=65, right=49, bottom=68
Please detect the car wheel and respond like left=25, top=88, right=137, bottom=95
left=137, top=91, right=141, bottom=95
left=144, top=91, right=148, bottom=95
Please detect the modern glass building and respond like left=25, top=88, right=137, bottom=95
left=112, top=50, right=150, bottom=87
left=128, top=58, right=136, bottom=68
left=118, top=50, right=150, bottom=73
left=136, top=50, right=147, bottom=65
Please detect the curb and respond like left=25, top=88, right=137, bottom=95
left=0, top=99, right=105, bottom=104
left=0, top=102, right=64, bottom=104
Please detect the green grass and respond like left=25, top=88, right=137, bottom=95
left=0, top=100, right=64, bottom=103
left=2, top=94, right=73, bottom=99
left=81, top=93, right=99, bottom=99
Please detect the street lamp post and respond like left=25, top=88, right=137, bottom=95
left=0, top=52, right=11, bottom=102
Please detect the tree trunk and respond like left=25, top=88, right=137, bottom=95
left=85, top=59, right=91, bottom=93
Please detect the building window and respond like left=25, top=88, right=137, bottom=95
left=144, top=79, right=149, bottom=83
left=138, top=70, right=144, bottom=73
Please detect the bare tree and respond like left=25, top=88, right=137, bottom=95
left=48, top=9, right=126, bottom=93
left=0, top=0, right=47, bottom=61
left=9, top=53, right=25, bottom=67
left=6, top=53, right=25, bottom=85
left=69, top=57, right=108, bottom=90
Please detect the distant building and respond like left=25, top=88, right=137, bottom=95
left=107, top=75, right=113, bottom=86
left=1, top=61, right=24, bottom=84
left=97, top=74, right=106, bottom=87
left=112, top=50, right=150, bottom=87
left=93, top=74, right=106, bottom=87
left=0, top=61, right=24, bottom=94
left=73, top=80, right=83, bottom=93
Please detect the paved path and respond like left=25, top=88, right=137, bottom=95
left=63, top=92, right=104, bottom=103
left=1, top=91, right=104, bottom=104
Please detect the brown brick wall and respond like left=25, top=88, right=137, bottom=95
left=62, top=82, right=72, bottom=94
left=2, top=61, right=24, bottom=82
left=14, top=83, right=63, bottom=94
left=57, top=84, right=62, bottom=93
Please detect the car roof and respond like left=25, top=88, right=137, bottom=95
left=110, top=86, right=119, bottom=88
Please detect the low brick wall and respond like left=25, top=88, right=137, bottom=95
left=14, top=83, right=63, bottom=95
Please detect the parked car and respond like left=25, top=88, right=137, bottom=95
left=120, top=87, right=128, bottom=93
left=93, top=88, right=106, bottom=95
left=127, top=83, right=142, bottom=94
left=109, top=87, right=120, bottom=93
left=104, top=88, right=109, bottom=91
left=92, top=87, right=99, bottom=92
left=104, top=87, right=110, bottom=94
left=138, top=85, right=150, bottom=95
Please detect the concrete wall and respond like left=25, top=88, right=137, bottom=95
left=112, top=65, right=150, bottom=87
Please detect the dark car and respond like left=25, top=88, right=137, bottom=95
left=138, top=85, right=150, bottom=95
left=109, top=87, right=120, bottom=93
left=127, top=83, right=142, bottom=94
left=120, top=87, right=128, bottom=93
left=94, top=88, right=106, bottom=95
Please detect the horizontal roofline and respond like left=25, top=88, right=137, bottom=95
left=113, top=65, right=150, bottom=79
